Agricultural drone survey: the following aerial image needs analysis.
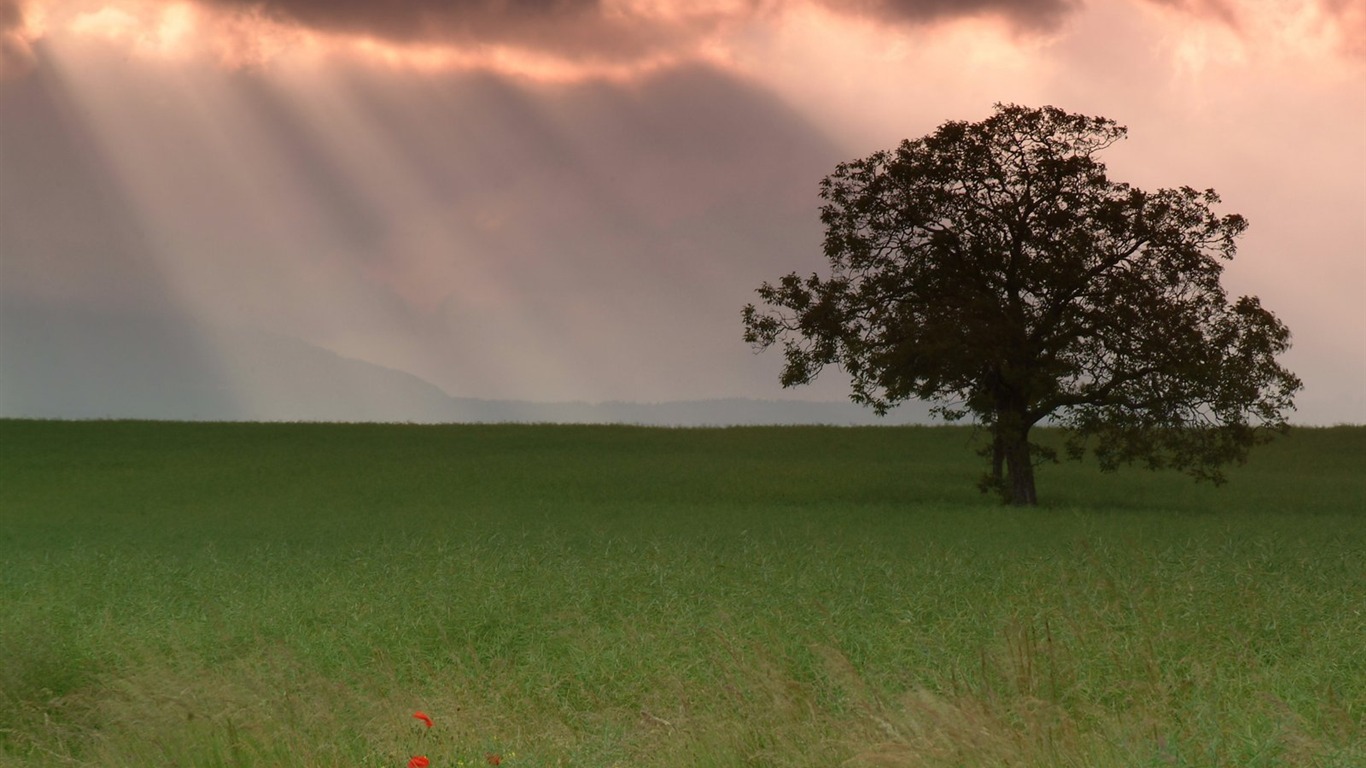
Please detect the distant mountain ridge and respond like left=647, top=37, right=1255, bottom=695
left=0, top=304, right=935, bottom=426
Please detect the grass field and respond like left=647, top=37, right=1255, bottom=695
left=1, top=420, right=1362, bottom=767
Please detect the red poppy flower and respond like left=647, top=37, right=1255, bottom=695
left=413, top=711, right=433, bottom=728
left=407, top=757, right=430, bottom=768
left=486, top=753, right=502, bottom=765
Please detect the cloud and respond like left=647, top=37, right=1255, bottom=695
left=830, top=0, right=1078, bottom=30
left=1, top=0, right=38, bottom=79
left=206, top=0, right=602, bottom=43
left=16, top=0, right=1366, bottom=79
left=8, top=0, right=1097, bottom=81
left=1138, top=0, right=1366, bottom=61
left=195, top=0, right=754, bottom=63
left=190, top=0, right=1081, bottom=65
left=1318, top=0, right=1366, bottom=58
left=200, top=0, right=1085, bottom=42
left=1140, top=0, right=1241, bottom=28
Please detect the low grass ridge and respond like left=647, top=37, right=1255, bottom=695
left=1, top=420, right=1362, bottom=766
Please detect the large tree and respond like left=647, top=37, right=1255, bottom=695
left=743, top=105, right=1301, bottom=506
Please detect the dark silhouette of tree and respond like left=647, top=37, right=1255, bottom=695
left=743, top=105, right=1301, bottom=506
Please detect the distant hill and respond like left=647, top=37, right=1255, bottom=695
left=0, top=303, right=461, bottom=422
left=0, top=304, right=935, bottom=426
left=445, top=397, right=936, bottom=426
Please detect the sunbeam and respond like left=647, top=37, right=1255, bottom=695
left=2, top=0, right=1361, bottom=422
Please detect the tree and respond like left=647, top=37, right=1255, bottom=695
left=742, top=104, right=1301, bottom=506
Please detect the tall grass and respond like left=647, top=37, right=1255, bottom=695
left=1, top=421, right=1362, bottom=766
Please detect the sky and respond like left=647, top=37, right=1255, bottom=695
left=1, top=0, right=1363, bottom=423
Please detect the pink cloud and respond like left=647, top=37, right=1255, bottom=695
left=0, top=0, right=38, bottom=79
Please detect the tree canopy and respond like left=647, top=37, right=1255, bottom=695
left=742, top=104, right=1301, bottom=505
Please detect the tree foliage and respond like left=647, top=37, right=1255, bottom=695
left=743, top=105, right=1301, bottom=505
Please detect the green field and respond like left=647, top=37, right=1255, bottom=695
left=1, top=420, right=1362, bottom=767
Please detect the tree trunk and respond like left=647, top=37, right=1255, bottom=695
left=1003, top=435, right=1037, bottom=506
left=991, top=434, right=1005, bottom=485
left=996, top=416, right=1037, bottom=506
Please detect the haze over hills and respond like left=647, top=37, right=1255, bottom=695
left=0, top=304, right=936, bottom=426
left=1, top=0, right=1360, bottom=429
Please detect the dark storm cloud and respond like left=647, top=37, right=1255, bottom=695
left=205, top=0, right=599, bottom=43
left=834, top=0, right=1079, bottom=30
left=197, top=0, right=1081, bottom=61
left=200, top=0, right=730, bottom=61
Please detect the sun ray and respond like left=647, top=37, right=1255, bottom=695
left=262, top=62, right=617, bottom=400
left=7, top=0, right=1361, bottom=420
left=35, top=29, right=458, bottom=415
